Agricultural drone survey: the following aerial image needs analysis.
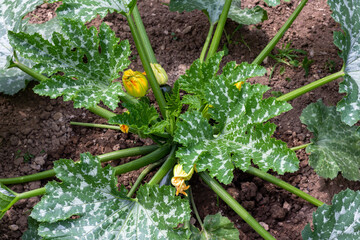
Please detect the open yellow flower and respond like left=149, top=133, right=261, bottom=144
left=171, top=164, right=195, bottom=196
left=234, top=81, right=245, bottom=90
left=122, top=69, right=149, bottom=97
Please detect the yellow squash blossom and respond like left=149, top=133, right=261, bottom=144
left=234, top=81, right=245, bottom=90
left=122, top=69, right=149, bottom=97
left=171, top=164, right=195, bottom=196
left=119, top=124, right=129, bottom=133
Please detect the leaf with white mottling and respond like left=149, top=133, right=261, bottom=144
left=302, top=189, right=360, bottom=240
left=22, top=217, right=42, bottom=240
left=50, top=0, right=137, bottom=22
left=174, top=61, right=297, bottom=184
left=0, top=183, right=17, bottom=220
left=0, top=0, right=45, bottom=94
left=169, top=0, right=225, bottom=25
left=228, top=0, right=267, bottom=25
left=190, top=213, right=239, bottom=240
left=9, top=18, right=131, bottom=109
left=328, top=0, right=360, bottom=125
left=300, top=100, right=360, bottom=180
left=263, top=0, right=290, bottom=7
left=31, top=153, right=191, bottom=239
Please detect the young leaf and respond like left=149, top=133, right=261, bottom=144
left=300, top=100, right=360, bottom=181
left=9, top=18, right=131, bottom=110
left=50, top=0, right=137, bottom=22
left=169, top=0, right=225, bottom=25
left=328, top=0, right=360, bottom=125
left=174, top=62, right=297, bottom=184
left=31, top=153, right=191, bottom=239
left=0, top=183, right=17, bottom=219
left=190, top=213, right=239, bottom=240
left=302, top=189, right=360, bottom=240
left=0, top=0, right=45, bottom=94
left=228, top=1, right=268, bottom=26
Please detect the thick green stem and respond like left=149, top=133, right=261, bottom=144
left=132, top=5, right=157, bottom=63
left=252, top=0, right=309, bottom=65
left=11, top=61, right=48, bottom=81
left=0, top=145, right=159, bottom=185
left=114, top=145, right=171, bottom=175
left=199, top=172, right=276, bottom=240
left=199, top=24, right=215, bottom=63
left=127, top=160, right=164, bottom=198
left=246, top=167, right=324, bottom=207
left=276, top=70, right=345, bottom=102
left=206, top=0, right=232, bottom=61
left=17, top=187, right=46, bottom=199
left=88, top=105, right=116, bottom=120
left=148, top=145, right=177, bottom=185
left=126, top=14, right=167, bottom=118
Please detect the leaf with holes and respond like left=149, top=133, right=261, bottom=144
left=50, top=0, right=137, bottom=22
left=30, top=153, right=191, bottom=239
left=300, top=100, right=360, bottom=180
left=328, top=0, right=360, bottom=125
left=0, top=183, right=17, bottom=220
left=302, top=189, right=360, bottom=240
left=9, top=18, right=131, bottom=110
left=174, top=61, right=297, bottom=184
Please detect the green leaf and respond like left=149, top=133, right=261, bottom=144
left=169, top=0, right=225, bottom=25
left=328, top=0, right=360, bottom=125
left=302, top=189, right=360, bottom=240
left=108, top=97, right=165, bottom=136
left=31, top=153, right=191, bottom=239
left=9, top=18, right=131, bottom=110
left=166, top=80, right=182, bottom=118
left=190, top=213, right=239, bottom=240
left=0, top=0, right=46, bottom=94
left=174, top=62, right=297, bottom=184
left=228, top=1, right=268, bottom=26
left=22, top=217, right=42, bottom=240
left=50, top=0, right=137, bottom=22
left=263, top=0, right=290, bottom=7
left=0, top=182, right=17, bottom=219
left=300, top=100, right=360, bottom=180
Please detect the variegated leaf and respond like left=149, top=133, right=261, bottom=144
left=31, top=153, right=191, bottom=239
left=0, top=183, right=17, bottom=220
left=263, top=0, right=290, bottom=7
left=300, top=100, right=360, bottom=180
left=9, top=18, right=131, bottom=109
left=50, top=0, right=137, bottom=22
left=302, top=189, right=360, bottom=240
left=329, top=0, right=360, bottom=125
left=228, top=0, right=267, bottom=25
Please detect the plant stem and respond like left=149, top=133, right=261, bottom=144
left=276, top=70, right=345, bottom=102
left=11, top=61, right=48, bottom=81
left=206, top=0, right=232, bottom=61
left=199, top=172, right=276, bottom=240
left=114, top=144, right=171, bottom=175
left=189, top=187, right=204, bottom=229
left=126, top=14, right=167, bottom=118
left=127, top=160, right=164, bottom=198
left=245, top=167, right=324, bottom=207
left=290, top=143, right=311, bottom=151
left=88, top=105, right=116, bottom=120
left=148, top=145, right=177, bottom=185
left=17, top=187, right=46, bottom=199
left=252, top=0, right=308, bottom=65
left=132, top=5, right=157, bottom=64
left=71, top=122, right=122, bottom=130
left=199, top=24, right=215, bottom=63
left=0, top=145, right=159, bottom=185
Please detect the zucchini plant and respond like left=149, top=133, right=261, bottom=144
left=1, top=0, right=360, bottom=239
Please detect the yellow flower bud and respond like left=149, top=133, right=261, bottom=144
left=122, top=69, right=149, bottom=97
left=173, top=164, right=194, bottom=181
left=234, top=81, right=245, bottom=90
left=151, top=63, right=168, bottom=85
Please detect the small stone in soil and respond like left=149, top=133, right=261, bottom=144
left=8, top=225, right=19, bottom=231
left=259, top=222, right=269, bottom=231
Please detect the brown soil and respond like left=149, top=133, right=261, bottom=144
left=1, top=0, right=359, bottom=239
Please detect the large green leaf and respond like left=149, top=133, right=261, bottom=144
left=0, top=0, right=45, bottom=94
left=300, top=100, right=360, bottom=180
left=328, top=0, right=360, bottom=126
left=169, top=0, right=225, bottom=25
left=0, top=182, right=17, bottom=219
left=31, top=153, right=191, bottom=239
left=50, top=0, right=137, bottom=22
left=302, top=189, right=360, bottom=240
left=22, top=217, right=42, bottom=240
left=174, top=61, right=297, bottom=184
left=228, top=1, right=268, bottom=26
left=190, top=213, right=239, bottom=240
left=9, top=18, right=131, bottom=110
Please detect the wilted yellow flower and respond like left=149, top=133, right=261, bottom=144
left=234, top=81, right=245, bottom=90
left=151, top=63, right=168, bottom=85
left=171, top=164, right=195, bottom=196
left=122, top=69, right=149, bottom=97
left=119, top=124, right=129, bottom=133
